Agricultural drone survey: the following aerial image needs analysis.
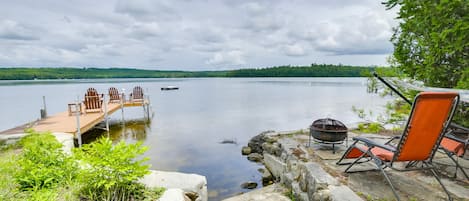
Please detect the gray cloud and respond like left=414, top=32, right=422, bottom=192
left=0, top=0, right=397, bottom=69
left=0, top=20, right=39, bottom=40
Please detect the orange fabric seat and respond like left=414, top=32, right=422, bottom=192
left=440, top=137, right=465, bottom=157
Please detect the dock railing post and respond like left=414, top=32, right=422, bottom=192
left=75, top=95, right=82, bottom=147
left=42, top=96, right=47, bottom=118
left=103, top=94, right=109, bottom=133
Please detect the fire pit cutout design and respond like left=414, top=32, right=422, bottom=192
left=309, top=118, right=348, bottom=153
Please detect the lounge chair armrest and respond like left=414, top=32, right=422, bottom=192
left=352, top=136, right=396, bottom=152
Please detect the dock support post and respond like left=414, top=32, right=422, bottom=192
left=145, top=95, right=151, bottom=122
left=103, top=95, right=109, bottom=134
left=120, top=92, right=125, bottom=125
left=75, top=96, right=82, bottom=147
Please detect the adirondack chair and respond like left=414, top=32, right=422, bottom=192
left=337, top=92, right=459, bottom=201
left=130, top=86, right=144, bottom=102
left=83, top=88, right=103, bottom=113
left=108, top=87, right=122, bottom=103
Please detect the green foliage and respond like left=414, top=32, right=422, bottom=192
left=357, top=122, right=383, bottom=134
left=15, top=131, right=77, bottom=191
left=384, top=0, right=469, bottom=88
left=73, top=137, right=156, bottom=201
left=0, top=147, right=21, bottom=200
left=0, top=65, right=382, bottom=80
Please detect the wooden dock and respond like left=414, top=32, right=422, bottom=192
left=32, top=101, right=149, bottom=137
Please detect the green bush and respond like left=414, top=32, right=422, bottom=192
left=357, top=122, right=383, bottom=134
left=15, top=132, right=77, bottom=191
left=73, top=137, right=156, bottom=201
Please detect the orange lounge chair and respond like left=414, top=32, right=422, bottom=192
left=108, top=87, right=122, bottom=103
left=373, top=72, right=468, bottom=180
left=337, top=92, right=459, bottom=201
left=83, top=88, right=103, bottom=113
left=130, top=86, right=144, bottom=102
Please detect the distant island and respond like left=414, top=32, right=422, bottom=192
left=0, top=64, right=389, bottom=80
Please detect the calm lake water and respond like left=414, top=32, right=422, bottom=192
left=0, top=78, right=388, bottom=200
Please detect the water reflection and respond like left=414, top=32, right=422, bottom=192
left=82, top=119, right=150, bottom=144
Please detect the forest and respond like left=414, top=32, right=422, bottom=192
left=0, top=64, right=385, bottom=80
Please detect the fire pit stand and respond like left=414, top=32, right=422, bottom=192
left=308, top=118, right=348, bottom=154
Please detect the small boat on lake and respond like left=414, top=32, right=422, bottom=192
left=161, top=86, right=179, bottom=90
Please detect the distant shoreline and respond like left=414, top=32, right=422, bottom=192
left=0, top=65, right=389, bottom=80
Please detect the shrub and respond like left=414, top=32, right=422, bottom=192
left=73, top=137, right=156, bottom=201
left=15, top=131, right=77, bottom=191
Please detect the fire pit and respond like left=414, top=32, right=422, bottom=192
left=309, top=118, right=348, bottom=153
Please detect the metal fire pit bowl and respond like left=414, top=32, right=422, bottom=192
left=308, top=118, right=348, bottom=153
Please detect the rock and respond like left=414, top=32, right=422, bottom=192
left=258, top=168, right=265, bottom=173
left=265, top=136, right=278, bottom=143
left=263, top=153, right=286, bottom=181
left=185, top=191, right=199, bottom=201
left=222, top=184, right=290, bottom=201
left=158, top=188, right=189, bottom=201
left=247, top=153, right=263, bottom=162
left=248, top=133, right=267, bottom=154
left=241, top=181, right=258, bottom=189
left=292, top=182, right=309, bottom=201
left=139, top=170, right=207, bottom=201
left=312, top=189, right=331, bottom=201
left=261, top=169, right=273, bottom=186
left=241, top=146, right=251, bottom=155
left=262, top=142, right=282, bottom=156
left=329, top=185, right=363, bottom=201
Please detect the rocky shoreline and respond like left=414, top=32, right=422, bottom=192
left=226, top=129, right=469, bottom=201
left=235, top=130, right=361, bottom=201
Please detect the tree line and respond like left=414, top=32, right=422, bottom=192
left=0, top=65, right=389, bottom=80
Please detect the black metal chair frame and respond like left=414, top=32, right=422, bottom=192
left=337, top=93, right=459, bottom=201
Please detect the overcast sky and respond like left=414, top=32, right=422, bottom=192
left=0, top=0, right=398, bottom=70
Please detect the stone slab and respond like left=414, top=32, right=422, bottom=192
left=222, top=184, right=290, bottom=201
left=263, top=153, right=286, bottom=180
left=158, top=188, right=189, bottom=201
left=329, top=185, right=363, bottom=201
left=140, top=170, right=207, bottom=201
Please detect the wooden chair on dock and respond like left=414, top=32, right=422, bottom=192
left=83, top=88, right=103, bottom=113
left=130, top=86, right=144, bottom=102
left=108, top=87, right=122, bottom=103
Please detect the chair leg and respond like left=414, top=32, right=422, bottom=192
left=424, top=162, right=453, bottom=201
left=373, top=159, right=401, bottom=201
left=446, top=153, right=469, bottom=180
left=336, top=142, right=355, bottom=165
left=336, top=141, right=371, bottom=166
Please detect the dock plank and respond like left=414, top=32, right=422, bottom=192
left=31, top=102, right=142, bottom=137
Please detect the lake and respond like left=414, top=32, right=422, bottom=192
left=0, top=77, right=389, bottom=200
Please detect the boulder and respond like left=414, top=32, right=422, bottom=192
left=247, top=153, right=263, bottom=162
left=241, top=146, right=251, bottom=155
left=241, top=181, right=258, bottom=189
left=140, top=170, right=207, bottom=201
left=263, top=153, right=286, bottom=181
left=158, top=188, right=191, bottom=201
left=248, top=133, right=266, bottom=154
left=261, top=169, right=273, bottom=186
